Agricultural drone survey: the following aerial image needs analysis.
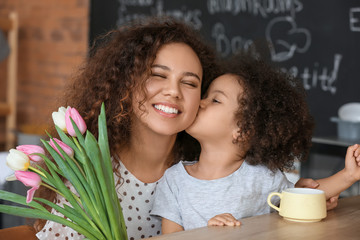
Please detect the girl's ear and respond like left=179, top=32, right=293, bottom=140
left=232, top=128, right=241, bottom=143
left=233, top=127, right=252, bottom=144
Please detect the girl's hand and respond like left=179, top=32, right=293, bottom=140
left=344, top=144, right=360, bottom=182
left=295, top=178, right=339, bottom=210
left=207, top=213, right=241, bottom=227
left=327, top=195, right=339, bottom=210
left=295, top=178, right=319, bottom=188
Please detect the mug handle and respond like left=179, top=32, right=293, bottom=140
left=267, top=192, right=282, bottom=212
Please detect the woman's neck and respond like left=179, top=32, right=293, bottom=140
left=119, top=129, right=177, bottom=183
left=186, top=142, right=244, bottom=180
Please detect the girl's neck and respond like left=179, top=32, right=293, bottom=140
left=186, top=142, right=244, bottom=180
left=119, top=129, right=177, bottom=183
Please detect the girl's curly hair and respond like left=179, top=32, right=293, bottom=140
left=34, top=16, right=219, bottom=231
left=226, top=54, right=314, bottom=171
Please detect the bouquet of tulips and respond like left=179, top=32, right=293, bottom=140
left=0, top=103, right=127, bottom=240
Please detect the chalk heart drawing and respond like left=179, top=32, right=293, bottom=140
left=266, top=16, right=311, bottom=62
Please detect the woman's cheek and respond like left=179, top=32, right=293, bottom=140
left=186, top=92, right=201, bottom=122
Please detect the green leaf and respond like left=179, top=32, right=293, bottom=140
left=70, top=117, right=85, bottom=147
left=43, top=137, right=111, bottom=239
left=55, top=125, right=85, bottom=164
left=0, top=190, right=47, bottom=212
left=37, top=153, right=64, bottom=177
left=98, top=103, right=127, bottom=238
left=35, top=198, right=104, bottom=239
left=0, top=205, right=100, bottom=240
left=84, top=131, right=112, bottom=237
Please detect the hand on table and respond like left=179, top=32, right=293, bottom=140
left=208, top=213, right=241, bottom=227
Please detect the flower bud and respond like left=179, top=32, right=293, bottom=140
left=16, top=145, right=45, bottom=162
left=6, top=149, right=30, bottom=171
left=49, top=138, right=74, bottom=158
left=52, top=106, right=69, bottom=132
left=65, top=107, right=87, bottom=137
left=15, top=171, right=41, bottom=203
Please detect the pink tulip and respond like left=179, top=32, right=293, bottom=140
left=16, top=145, right=45, bottom=162
left=15, top=171, right=41, bottom=203
left=49, top=138, right=74, bottom=158
left=65, top=107, right=87, bottom=137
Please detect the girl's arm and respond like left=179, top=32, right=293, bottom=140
left=162, top=218, right=184, bottom=234
left=315, top=144, right=360, bottom=199
left=295, top=178, right=339, bottom=210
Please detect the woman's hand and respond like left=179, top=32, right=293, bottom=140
left=208, top=213, right=241, bottom=227
left=295, top=178, right=339, bottom=210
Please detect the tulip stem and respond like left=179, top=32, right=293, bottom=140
left=41, top=182, right=82, bottom=204
left=71, top=157, right=86, bottom=178
left=71, top=137, right=86, bottom=178
left=29, top=166, right=46, bottom=178
left=73, top=137, right=82, bottom=153
left=41, top=182, right=63, bottom=197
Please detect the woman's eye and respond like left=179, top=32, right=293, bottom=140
left=151, top=73, right=166, bottom=78
left=181, top=80, right=198, bottom=88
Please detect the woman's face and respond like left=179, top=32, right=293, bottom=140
left=132, top=42, right=203, bottom=136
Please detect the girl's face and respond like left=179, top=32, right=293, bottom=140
left=132, top=43, right=203, bottom=136
left=186, top=74, right=242, bottom=143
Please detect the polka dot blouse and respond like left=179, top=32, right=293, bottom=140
left=36, top=160, right=162, bottom=240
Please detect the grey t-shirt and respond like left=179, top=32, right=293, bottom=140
left=151, top=161, right=293, bottom=230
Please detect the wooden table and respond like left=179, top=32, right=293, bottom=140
left=149, top=195, right=360, bottom=240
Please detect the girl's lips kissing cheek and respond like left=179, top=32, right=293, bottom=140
left=153, top=104, right=181, bottom=118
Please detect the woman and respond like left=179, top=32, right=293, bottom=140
left=35, top=17, right=219, bottom=240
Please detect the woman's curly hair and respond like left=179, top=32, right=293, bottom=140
left=64, top=17, right=218, bottom=157
left=226, top=53, right=314, bottom=171
left=34, top=16, right=219, bottom=231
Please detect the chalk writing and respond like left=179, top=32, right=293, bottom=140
left=266, top=16, right=311, bottom=62
left=283, top=54, right=342, bottom=95
left=207, top=0, right=303, bottom=18
left=117, top=0, right=202, bottom=29
left=211, top=23, right=255, bottom=57
left=119, top=0, right=154, bottom=7
left=350, top=7, right=360, bottom=32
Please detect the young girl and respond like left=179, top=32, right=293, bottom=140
left=151, top=54, right=360, bottom=233
left=35, top=17, right=220, bottom=240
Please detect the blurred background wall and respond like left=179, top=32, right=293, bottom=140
left=0, top=0, right=89, bottom=150
left=0, top=0, right=89, bottom=228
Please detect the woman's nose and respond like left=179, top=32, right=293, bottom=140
left=163, top=79, right=181, bottom=99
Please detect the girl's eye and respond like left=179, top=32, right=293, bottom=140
left=212, top=98, right=221, bottom=103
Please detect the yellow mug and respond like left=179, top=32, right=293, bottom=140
left=267, top=188, right=327, bottom=222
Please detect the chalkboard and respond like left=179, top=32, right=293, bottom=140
left=90, top=0, right=360, bottom=137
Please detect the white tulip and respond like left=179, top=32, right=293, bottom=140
left=52, top=106, right=70, bottom=132
left=6, top=149, right=30, bottom=171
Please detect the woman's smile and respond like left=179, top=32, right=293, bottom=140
left=153, top=103, right=181, bottom=117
